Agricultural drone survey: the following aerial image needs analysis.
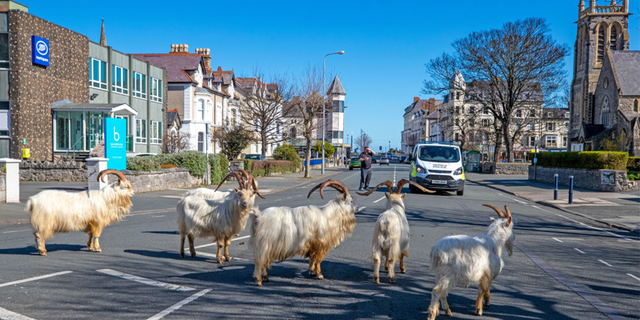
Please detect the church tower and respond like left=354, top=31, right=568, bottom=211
left=569, top=0, right=630, bottom=148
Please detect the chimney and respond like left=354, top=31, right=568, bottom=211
left=413, top=96, right=420, bottom=103
left=197, top=48, right=212, bottom=73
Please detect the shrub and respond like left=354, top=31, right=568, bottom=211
left=127, top=151, right=228, bottom=179
left=209, top=154, right=229, bottom=184
left=243, top=159, right=296, bottom=177
left=627, top=157, right=640, bottom=172
left=127, top=156, right=161, bottom=172
left=157, top=151, right=207, bottom=177
left=313, top=141, right=335, bottom=158
left=627, top=171, right=640, bottom=181
left=537, top=151, right=628, bottom=170
left=160, top=163, right=178, bottom=169
left=273, top=144, right=302, bottom=169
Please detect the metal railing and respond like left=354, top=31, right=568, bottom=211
left=62, top=136, right=85, bottom=160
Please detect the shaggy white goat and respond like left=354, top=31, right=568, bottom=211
left=427, top=204, right=515, bottom=320
left=357, top=179, right=433, bottom=283
left=177, top=170, right=263, bottom=264
left=26, top=170, right=134, bottom=256
left=249, top=179, right=358, bottom=286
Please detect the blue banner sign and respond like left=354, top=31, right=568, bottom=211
left=105, top=117, right=127, bottom=170
left=31, top=35, right=50, bottom=67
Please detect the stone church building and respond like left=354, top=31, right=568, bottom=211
left=569, top=0, right=639, bottom=155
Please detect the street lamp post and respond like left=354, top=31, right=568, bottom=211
left=322, top=50, right=344, bottom=175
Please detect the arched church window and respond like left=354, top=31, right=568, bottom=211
left=597, top=24, right=606, bottom=63
left=634, top=100, right=639, bottom=112
left=602, top=95, right=610, bottom=127
left=610, top=25, right=618, bottom=51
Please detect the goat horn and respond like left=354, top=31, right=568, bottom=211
left=97, top=169, right=127, bottom=183
left=215, top=171, right=244, bottom=191
left=504, top=205, right=512, bottom=218
left=356, top=180, right=394, bottom=196
left=395, top=179, right=435, bottom=194
left=482, top=204, right=507, bottom=218
left=328, top=179, right=350, bottom=198
left=307, top=179, right=350, bottom=199
left=237, top=169, right=264, bottom=199
left=237, top=169, right=250, bottom=189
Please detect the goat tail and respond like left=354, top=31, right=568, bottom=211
left=429, top=246, right=443, bottom=272
left=24, top=198, right=33, bottom=214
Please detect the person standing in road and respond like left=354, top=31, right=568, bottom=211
left=359, top=146, right=375, bottom=191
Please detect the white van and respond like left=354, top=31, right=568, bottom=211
left=409, top=142, right=465, bottom=195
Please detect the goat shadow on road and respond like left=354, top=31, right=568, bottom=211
left=141, top=230, right=179, bottom=235
left=124, top=249, right=212, bottom=262
left=0, top=244, right=85, bottom=256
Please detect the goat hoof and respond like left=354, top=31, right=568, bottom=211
left=95, top=248, right=102, bottom=253
left=224, top=255, right=230, bottom=262
left=400, top=268, right=406, bottom=274
left=445, top=309, right=452, bottom=316
left=389, top=277, right=396, bottom=284
left=317, top=274, right=324, bottom=280
left=255, top=282, right=262, bottom=287
left=475, top=309, right=483, bottom=316
left=373, top=277, right=379, bottom=284
left=427, top=310, right=437, bottom=320
left=38, top=251, right=47, bottom=256
left=262, top=276, right=269, bottom=282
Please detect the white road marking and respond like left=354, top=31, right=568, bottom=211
left=598, top=260, right=613, bottom=267
left=147, top=289, right=211, bottom=320
left=286, top=196, right=293, bottom=199
left=499, top=194, right=527, bottom=204
left=152, top=215, right=165, bottom=218
left=193, top=235, right=250, bottom=249
left=162, top=195, right=183, bottom=199
left=0, top=306, right=36, bottom=320
left=574, top=248, right=586, bottom=254
left=373, top=196, right=385, bottom=203
left=97, top=269, right=195, bottom=292
left=627, top=273, right=640, bottom=282
left=393, top=165, right=397, bottom=184
left=552, top=237, right=563, bottom=243
left=2, top=229, right=31, bottom=234
left=0, top=271, right=73, bottom=288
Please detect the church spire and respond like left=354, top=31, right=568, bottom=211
left=100, top=18, right=107, bottom=46
left=579, top=0, right=585, bottom=12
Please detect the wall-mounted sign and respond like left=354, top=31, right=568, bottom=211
left=31, top=35, right=50, bottom=67
left=22, top=148, right=30, bottom=159
left=104, top=117, right=127, bottom=170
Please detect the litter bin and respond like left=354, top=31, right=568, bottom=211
left=230, top=160, right=244, bottom=171
left=465, top=150, right=481, bottom=172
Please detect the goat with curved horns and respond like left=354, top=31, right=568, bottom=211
left=357, top=179, right=433, bottom=283
left=177, top=170, right=263, bottom=263
left=27, top=169, right=134, bottom=255
left=427, top=204, right=515, bottom=319
left=250, top=179, right=359, bottom=286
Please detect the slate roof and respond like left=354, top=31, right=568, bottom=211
left=132, top=54, right=202, bottom=83
left=167, top=110, right=181, bottom=129
left=326, top=75, right=346, bottom=95
left=610, top=51, right=640, bottom=96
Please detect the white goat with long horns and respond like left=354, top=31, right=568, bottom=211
left=177, top=170, right=264, bottom=264
left=249, top=179, right=359, bottom=286
left=357, top=179, right=433, bottom=284
left=26, top=169, right=134, bottom=256
left=427, top=204, right=515, bottom=320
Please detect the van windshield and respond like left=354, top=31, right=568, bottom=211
left=417, top=146, right=460, bottom=163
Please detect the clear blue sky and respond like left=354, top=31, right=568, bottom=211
left=24, top=0, right=639, bottom=152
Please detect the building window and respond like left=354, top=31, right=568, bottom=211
left=602, top=95, right=610, bottom=127
left=469, top=106, right=475, bottom=114
left=456, top=92, right=460, bottom=100
left=530, top=110, right=536, bottom=117
left=482, top=119, right=490, bottom=127
left=565, top=122, right=569, bottom=130
left=331, top=131, right=343, bottom=139
left=150, top=121, right=163, bottom=144
left=215, top=104, right=222, bottom=125
left=231, top=108, right=238, bottom=126
left=529, top=123, right=535, bottom=130
left=89, top=57, right=107, bottom=89
left=455, top=119, right=459, bottom=126
left=610, top=25, right=618, bottom=50
left=562, top=136, right=567, bottom=147
left=634, top=100, right=638, bottom=112
left=483, top=107, right=489, bottom=115
left=196, top=99, right=205, bottom=121
left=135, top=119, right=147, bottom=143
left=334, top=100, right=345, bottom=112
left=454, top=132, right=459, bottom=142
left=198, top=132, right=204, bottom=152
left=597, top=24, right=605, bottom=62
left=516, top=109, right=522, bottom=118
left=150, top=77, right=163, bottom=102
left=546, top=135, right=557, bottom=147
left=529, top=136, right=536, bottom=147
left=111, top=65, right=128, bottom=94
left=132, top=72, right=147, bottom=99
left=547, top=112, right=553, bottom=117
left=546, top=123, right=554, bottom=131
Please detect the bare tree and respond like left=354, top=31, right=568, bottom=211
left=161, top=130, right=190, bottom=154
left=423, top=18, right=569, bottom=162
left=238, top=72, right=293, bottom=156
left=406, top=134, right=419, bottom=153
left=355, top=133, right=372, bottom=152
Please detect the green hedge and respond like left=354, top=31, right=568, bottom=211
left=627, top=157, right=640, bottom=172
left=537, top=151, right=629, bottom=170
left=273, top=144, right=302, bottom=169
left=126, top=151, right=229, bottom=183
left=243, top=159, right=297, bottom=178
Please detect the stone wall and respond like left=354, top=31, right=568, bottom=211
left=19, top=160, right=87, bottom=182
left=528, top=166, right=631, bottom=192
left=481, top=162, right=530, bottom=175
left=123, top=168, right=201, bottom=193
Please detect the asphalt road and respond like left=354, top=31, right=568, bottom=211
left=0, top=164, right=638, bottom=319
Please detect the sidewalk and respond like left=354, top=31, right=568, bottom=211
left=465, top=172, right=640, bottom=233
left=0, top=166, right=347, bottom=226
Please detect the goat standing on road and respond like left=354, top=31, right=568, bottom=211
left=427, top=204, right=515, bottom=319
left=357, top=179, right=433, bottom=283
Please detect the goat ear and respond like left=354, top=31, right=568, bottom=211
left=489, top=216, right=495, bottom=222
left=234, top=188, right=239, bottom=193
left=384, top=192, right=389, bottom=199
left=506, top=216, right=512, bottom=226
left=401, top=193, right=406, bottom=199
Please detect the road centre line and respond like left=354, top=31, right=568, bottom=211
left=0, top=271, right=73, bottom=288
left=97, top=269, right=195, bottom=292
left=0, top=307, right=36, bottom=320
left=574, top=248, right=586, bottom=254
left=373, top=196, right=385, bottom=203
left=2, top=229, right=31, bottom=234
left=552, top=237, right=563, bottom=243
left=193, top=235, right=250, bottom=249
left=627, top=274, right=640, bottom=282
left=499, top=193, right=527, bottom=204
left=598, top=260, right=613, bottom=267
left=147, top=289, right=211, bottom=320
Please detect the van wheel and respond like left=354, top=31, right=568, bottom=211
left=457, top=188, right=464, bottom=196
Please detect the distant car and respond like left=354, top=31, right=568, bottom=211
left=390, top=155, right=399, bottom=161
left=399, top=156, right=408, bottom=163
left=371, top=155, right=381, bottom=164
left=243, top=154, right=265, bottom=161
left=379, top=157, right=390, bottom=166
left=514, top=159, right=526, bottom=163
left=135, top=153, right=157, bottom=157
left=349, top=156, right=361, bottom=170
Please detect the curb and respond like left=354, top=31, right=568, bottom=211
left=466, top=178, right=639, bottom=234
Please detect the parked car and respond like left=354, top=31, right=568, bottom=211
left=349, top=156, right=361, bottom=170
left=243, top=154, right=265, bottom=161
left=371, top=155, right=381, bottom=164
left=399, top=156, right=408, bottom=163
left=379, top=157, right=390, bottom=166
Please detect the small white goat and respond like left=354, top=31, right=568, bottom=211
left=249, top=179, right=358, bottom=286
left=357, top=179, right=433, bottom=283
left=177, top=170, right=264, bottom=264
left=27, top=170, right=134, bottom=256
left=427, top=204, right=515, bottom=320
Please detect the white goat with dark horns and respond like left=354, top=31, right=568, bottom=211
left=427, top=204, right=515, bottom=320
left=357, top=179, right=433, bottom=283
left=27, top=169, right=134, bottom=256
left=249, top=179, right=358, bottom=286
left=177, top=170, right=264, bottom=264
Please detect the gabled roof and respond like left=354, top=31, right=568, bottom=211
left=609, top=50, right=640, bottom=96
left=326, top=75, right=346, bottom=95
left=133, top=54, right=202, bottom=83
left=167, top=109, right=181, bottom=129
left=212, top=66, right=234, bottom=85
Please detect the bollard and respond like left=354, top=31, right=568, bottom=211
left=554, top=173, right=558, bottom=200
left=568, top=175, right=574, bottom=204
